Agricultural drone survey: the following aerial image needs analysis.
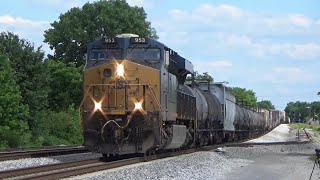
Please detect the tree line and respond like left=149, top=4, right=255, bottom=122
left=285, top=101, right=320, bottom=123
left=0, top=0, right=156, bottom=149
left=1, top=0, right=279, bottom=149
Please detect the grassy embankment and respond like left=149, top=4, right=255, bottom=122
left=289, top=123, right=320, bottom=131
left=290, top=123, right=320, bottom=161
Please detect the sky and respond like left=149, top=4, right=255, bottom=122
left=1, top=0, right=320, bottom=110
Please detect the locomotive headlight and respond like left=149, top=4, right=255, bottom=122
left=134, top=102, right=143, bottom=110
left=116, top=63, right=124, bottom=77
left=94, top=101, right=102, bottom=111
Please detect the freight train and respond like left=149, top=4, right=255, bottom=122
left=81, top=34, right=281, bottom=157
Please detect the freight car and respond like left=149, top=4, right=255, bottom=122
left=81, top=34, right=268, bottom=157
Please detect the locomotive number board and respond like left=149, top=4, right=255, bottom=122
left=104, top=37, right=117, bottom=44
left=130, top=37, right=148, bottom=44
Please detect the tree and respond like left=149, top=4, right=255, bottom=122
left=32, top=106, right=83, bottom=146
left=187, top=71, right=214, bottom=82
left=285, top=101, right=310, bottom=123
left=231, top=87, right=257, bottom=108
left=0, top=32, right=49, bottom=129
left=310, top=101, right=320, bottom=120
left=257, top=100, right=275, bottom=110
left=44, top=0, right=158, bottom=66
left=0, top=54, right=31, bottom=148
left=46, top=60, right=82, bottom=112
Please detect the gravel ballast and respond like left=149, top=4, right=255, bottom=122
left=246, top=124, right=296, bottom=143
left=70, top=142, right=319, bottom=180
left=0, top=153, right=101, bottom=171
left=70, top=151, right=252, bottom=180
left=69, top=124, right=318, bottom=180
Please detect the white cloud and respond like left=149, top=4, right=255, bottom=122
left=268, top=43, right=320, bottom=59
left=0, top=15, right=48, bottom=28
left=264, top=67, right=314, bottom=84
left=158, top=3, right=320, bottom=60
left=289, top=14, right=312, bottom=27
left=272, top=67, right=302, bottom=74
left=166, top=3, right=319, bottom=35
left=0, top=15, right=50, bottom=53
left=218, top=34, right=320, bottom=59
left=169, top=4, right=318, bottom=31
left=126, top=0, right=155, bottom=8
left=207, top=60, right=233, bottom=68
left=215, top=4, right=243, bottom=18
left=30, top=0, right=155, bottom=11
left=169, top=4, right=243, bottom=24
left=30, top=0, right=84, bottom=8
left=191, top=60, right=234, bottom=83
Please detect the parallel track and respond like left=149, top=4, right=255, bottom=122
left=0, top=140, right=312, bottom=180
left=0, top=146, right=88, bottom=162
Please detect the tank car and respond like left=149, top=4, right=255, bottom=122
left=196, top=83, right=264, bottom=140
left=260, top=109, right=270, bottom=131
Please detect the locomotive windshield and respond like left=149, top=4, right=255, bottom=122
left=126, top=48, right=160, bottom=61
left=90, top=49, right=121, bottom=60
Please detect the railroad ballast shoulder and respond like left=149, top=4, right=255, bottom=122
left=81, top=34, right=283, bottom=156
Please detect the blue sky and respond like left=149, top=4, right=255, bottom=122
left=1, top=0, right=320, bottom=110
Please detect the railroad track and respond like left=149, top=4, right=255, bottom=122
left=0, top=146, right=89, bottom=162
left=0, top=140, right=312, bottom=180
left=296, top=128, right=311, bottom=141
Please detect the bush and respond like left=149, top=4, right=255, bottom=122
left=0, top=126, right=32, bottom=149
left=0, top=54, right=32, bottom=149
left=33, top=105, right=83, bottom=146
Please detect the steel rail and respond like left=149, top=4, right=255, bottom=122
left=0, top=146, right=88, bottom=162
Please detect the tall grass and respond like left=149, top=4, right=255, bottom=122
left=289, top=123, right=320, bottom=132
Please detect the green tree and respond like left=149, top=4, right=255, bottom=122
left=231, top=87, right=257, bottom=108
left=33, top=106, right=83, bottom=146
left=310, top=101, right=320, bottom=120
left=187, top=71, right=214, bottom=82
left=46, top=60, right=82, bottom=111
left=285, top=101, right=310, bottom=123
left=0, top=55, right=31, bottom=149
left=257, top=100, right=275, bottom=110
left=44, top=0, right=158, bottom=66
left=0, top=32, right=49, bottom=130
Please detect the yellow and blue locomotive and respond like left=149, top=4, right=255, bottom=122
left=81, top=34, right=266, bottom=157
left=82, top=34, right=198, bottom=156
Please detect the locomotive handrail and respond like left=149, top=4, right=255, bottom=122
left=84, top=83, right=162, bottom=109
left=78, top=83, right=163, bottom=120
